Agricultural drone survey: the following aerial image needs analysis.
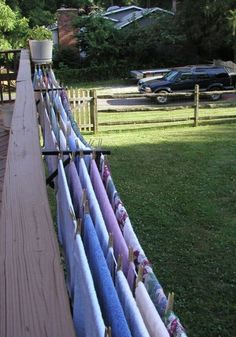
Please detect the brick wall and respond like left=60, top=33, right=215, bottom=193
left=57, top=8, right=79, bottom=48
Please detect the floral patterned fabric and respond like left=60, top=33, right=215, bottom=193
left=100, top=156, right=187, bottom=337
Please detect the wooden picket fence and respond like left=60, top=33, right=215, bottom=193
left=67, top=88, right=98, bottom=133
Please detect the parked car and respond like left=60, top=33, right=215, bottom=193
left=141, top=65, right=236, bottom=104
left=137, top=74, right=170, bottom=92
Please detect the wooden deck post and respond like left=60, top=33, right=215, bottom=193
left=194, top=84, right=199, bottom=127
left=90, top=89, right=98, bottom=133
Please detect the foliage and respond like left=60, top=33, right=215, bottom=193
left=177, top=0, right=236, bottom=61
left=27, top=25, right=53, bottom=41
left=228, top=9, right=236, bottom=36
left=66, top=11, right=194, bottom=78
left=227, top=9, right=236, bottom=62
left=55, top=62, right=129, bottom=82
left=53, top=46, right=81, bottom=69
left=28, top=8, right=55, bottom=27
left=9, top=16, right=30, bottom=48
left=118, top=12, right=193, bottom=68
left=0, top=0, right=29, bottom=50
left=74, top=14, right=121, bottom=66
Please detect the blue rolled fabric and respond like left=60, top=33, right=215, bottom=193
left=59, top=129, right=67, bottom=150
left=54, top=94, right=68, bottom=123
left=106, top=246, right=117, bottom=282
left=76, top=157, right=109, bottom=255
left=83, top=213, right=132, bottom=337
left=57, top=159, right=77, bottom=296
left=67, top=131, right=91, bottom=169
left=73, top=234, right=105, bottom=337
left=116, top=270, right=150, bottom=337
left=49, top=105, right=59, bottom=142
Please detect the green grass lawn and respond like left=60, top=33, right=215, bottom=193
left=88, top=123, right=236, bottom=337
left=97, top=107, right=236, bottom=132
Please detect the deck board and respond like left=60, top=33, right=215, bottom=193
left=0, top=50, right=75, bottom=337
left=0, top=115, right=9, bottom=218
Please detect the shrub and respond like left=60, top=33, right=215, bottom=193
left=54, top=63, right=129, bottom=83
left=27, top=25, right=52, bottom=40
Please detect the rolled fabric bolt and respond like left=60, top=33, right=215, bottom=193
left=135, top=281, right=169, bottom=337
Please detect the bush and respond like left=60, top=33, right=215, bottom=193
left=27, top=25, right=52, bottom=40
left=54, top=63, right=129, bottom=83
left=53, top=46, right=81, bottom=68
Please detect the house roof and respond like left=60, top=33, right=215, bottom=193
left=103, top=6, right=174, bottom=29
left=48, top=5, right=174, bottom=34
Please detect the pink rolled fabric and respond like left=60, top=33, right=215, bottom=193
left=90, top=159, right=129, bottom=276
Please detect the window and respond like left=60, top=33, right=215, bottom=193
left=180, top=73, right=193, bottom=80
left=215, top=72, right=228, bottom=79
left=195, top=73, right=209, bottom=80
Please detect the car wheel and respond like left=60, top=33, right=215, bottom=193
left=156, top=90, right=168, bottom=104
left=210, top=87, right=222, bottom=101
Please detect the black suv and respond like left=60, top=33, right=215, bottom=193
left=141, top=66, right=236, bottom=104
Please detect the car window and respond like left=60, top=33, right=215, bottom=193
left=215, top=72, right=228, bottom=78
left=195, top=73, right=209, bottom=80
left=163, top=70, right=178, bottom=81
left=180, top=73, right=193, bottom=80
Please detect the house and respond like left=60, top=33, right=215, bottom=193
left=102, top=5, right=174, bottom=30
left=49, top=5, right=174, bottom=48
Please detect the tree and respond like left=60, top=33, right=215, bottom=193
left=74, top=14, right=121, bottom=66
left=0, top=0, right=29, bottom=50
left=115, top=11, right=191, bottom=69
left=177, top=0, right=236, bottom=62
left=227, top=9, right=236, bottom=62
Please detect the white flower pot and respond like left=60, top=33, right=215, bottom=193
left=29, top=40, right=53, bottom=64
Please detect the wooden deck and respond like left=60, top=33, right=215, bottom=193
left=0, top=50, right=75, bottom=337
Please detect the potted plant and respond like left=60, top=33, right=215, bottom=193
left=28, top=26, right=53, bottom=64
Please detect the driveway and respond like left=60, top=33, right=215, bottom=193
left=97, top=85, right=236, bottom=111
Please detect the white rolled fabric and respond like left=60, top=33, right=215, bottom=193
left=135, top=281, right=169, bottom=337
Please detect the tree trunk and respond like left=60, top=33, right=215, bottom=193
left=172, top=0, right=177, bottom=13
left=234, top=37, right=236, bottom=64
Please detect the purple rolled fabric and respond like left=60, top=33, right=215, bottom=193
left=43, top=108, right=58, bottom=182
left=127, top=261, right=137, bottom=295
left=65, top=161, right=84, bottom=219
left=90, top=159, right=129, bottom=276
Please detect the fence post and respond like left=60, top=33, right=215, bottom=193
left=90, top=89, right=98, bottom=133
left=194, top=84, right=199, bottom=127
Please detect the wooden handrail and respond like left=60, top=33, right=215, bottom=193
left=0, top=50, right=76, bottom=337
left=0, top=49, right=21, bottom=54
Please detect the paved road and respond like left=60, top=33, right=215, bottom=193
left=98, top=93, right=236, bottom=111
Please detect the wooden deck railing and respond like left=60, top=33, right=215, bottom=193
left=0, top=49, right=21, bottom=103
left=0, top=50, right=75, bottom=337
